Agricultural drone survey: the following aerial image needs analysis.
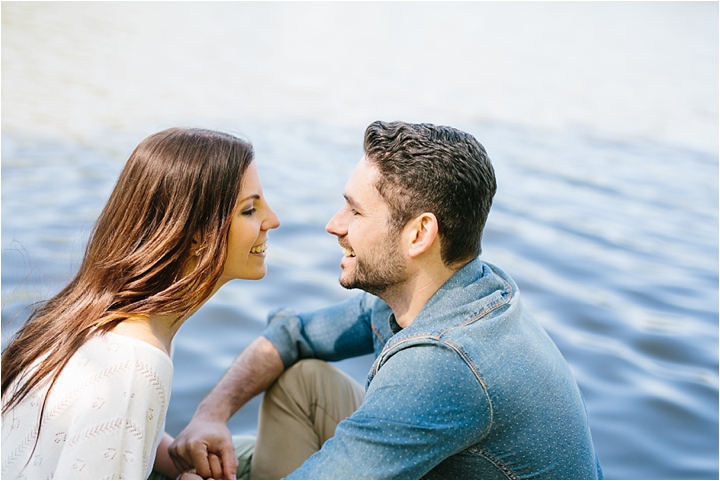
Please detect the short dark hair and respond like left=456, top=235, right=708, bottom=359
left=363, top=121, right=496, bottom=266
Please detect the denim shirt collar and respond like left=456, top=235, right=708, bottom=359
left=388, top=258, right=516, bottom=340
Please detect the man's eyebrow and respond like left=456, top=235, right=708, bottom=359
left=343, top=193, right=360, bottom=209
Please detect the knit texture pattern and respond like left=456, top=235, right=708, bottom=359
left=2, top=332, right=173, bottom=479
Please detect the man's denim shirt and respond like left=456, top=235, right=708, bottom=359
left=263, top=259, right=603, bottom=479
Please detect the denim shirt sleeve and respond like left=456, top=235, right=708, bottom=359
left=286, top=343, right=492, bottom=480
left=262, top=292, right=377, bottom=368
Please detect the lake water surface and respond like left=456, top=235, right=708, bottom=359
left=2, top=3, right=718, bottom=479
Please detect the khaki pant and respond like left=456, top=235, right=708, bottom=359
left=248, top=359, right=365, bottom=479
left=151, top=360, right=362, bottom=480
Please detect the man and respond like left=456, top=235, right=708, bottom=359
left=169, top=121, right=603, bottom=479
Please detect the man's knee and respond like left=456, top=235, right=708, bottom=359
left=268, top=359, right=363, bottom=412
left=273, top=358, right=331, bottom=394
left=284, top=358, right=331, bottom=378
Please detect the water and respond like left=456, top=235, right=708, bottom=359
left=2, top=3, right=717, bottom=479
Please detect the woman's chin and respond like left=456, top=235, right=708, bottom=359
left=241, top=267, right=268, bottom=281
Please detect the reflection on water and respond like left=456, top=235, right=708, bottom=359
left=2, top=2, right=718, bottom=479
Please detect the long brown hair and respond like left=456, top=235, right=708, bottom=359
left=2, top=127, right=254, bottom=416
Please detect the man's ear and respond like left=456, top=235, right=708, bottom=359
left=405, top=213, right=439, bottom=258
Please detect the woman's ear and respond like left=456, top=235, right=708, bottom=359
left=405, top=213, right=439, bottom=259
left=191, top=231, right=203, bottom=256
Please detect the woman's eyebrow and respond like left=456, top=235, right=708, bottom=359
left=238, top=194, right=261, bottom=203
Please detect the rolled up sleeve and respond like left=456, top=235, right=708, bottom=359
left=262, top=293, right=377, bottom=368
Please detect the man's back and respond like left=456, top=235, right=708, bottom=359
left=358, top=259, right=602, bottom=479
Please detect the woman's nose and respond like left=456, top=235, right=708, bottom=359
left=264, top=206, right=281, bottom=230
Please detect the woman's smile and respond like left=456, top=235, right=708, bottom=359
left=250, top=241, right=268, bottom=255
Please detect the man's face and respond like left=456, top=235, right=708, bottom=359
left=326, top=156, right=408, bottom=296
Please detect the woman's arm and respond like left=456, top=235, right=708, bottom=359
left=169, top=336, right=284, bottom=480
left=154, top=432, right=182, bottom=479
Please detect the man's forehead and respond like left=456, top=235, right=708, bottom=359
left=351, top=156, right=376, bottom=180
left=344, top=156, right=384, bottom=208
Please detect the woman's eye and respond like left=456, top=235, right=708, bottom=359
left=242, top=207, right=257, bottom=216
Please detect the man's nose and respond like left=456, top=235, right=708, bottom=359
left=325, top=209, right=346, bottom=237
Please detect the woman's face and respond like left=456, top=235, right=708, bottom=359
left=220, top=161, right=280, bottom=282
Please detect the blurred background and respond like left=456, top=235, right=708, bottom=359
left=2, top=2, right=717, bottom=479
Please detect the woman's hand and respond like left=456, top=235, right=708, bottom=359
left=177, top=468, right=206, bottom=479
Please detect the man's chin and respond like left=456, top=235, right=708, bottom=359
left=339, top=274, right=357, bottom=290
left=339, top=271, right=369, bottom=292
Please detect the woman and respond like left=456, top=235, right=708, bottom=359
left=1, top=127, right=280, bottom=479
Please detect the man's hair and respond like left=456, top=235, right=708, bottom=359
left=363, top=121, right=496, bottom=267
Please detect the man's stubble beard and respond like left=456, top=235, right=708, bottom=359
left=339, top=238, right=408, bottom=297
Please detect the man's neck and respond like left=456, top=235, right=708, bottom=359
left=380, top=263, right=460, bottom=329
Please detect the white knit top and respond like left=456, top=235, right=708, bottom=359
left=2, top=332, right=173, bottom=480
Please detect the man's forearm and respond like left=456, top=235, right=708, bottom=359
left=195, top=335, right=285, bottom=422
